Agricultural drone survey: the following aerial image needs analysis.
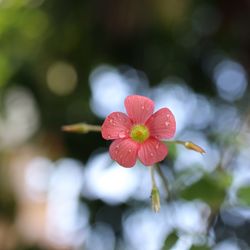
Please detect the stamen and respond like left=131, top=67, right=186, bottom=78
left=130, top=124, right=149, bottom=143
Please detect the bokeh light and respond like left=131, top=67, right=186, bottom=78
left=89, top=65, right=148, bottom=118
left=0, top=86, right=40, bottom=149
left=213, top=59, right=248, bottom=102
left=47, top=61, right=78, bottom=96
left=82, top=152, right=140, bottom=204
left=152, top=80, right=197, bottom=134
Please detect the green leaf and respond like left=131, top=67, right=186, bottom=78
left=214, top=169, right=233, bottom=189
left=181, top=175, right=226, bottom=209
left=162, top=231, right=178, bottom=250
left=237, top=186, right=250, bottom=206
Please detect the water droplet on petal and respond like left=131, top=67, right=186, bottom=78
left=128, top=149, right=132, bottom=153
left=141, top=105, right=145, bottom=110
left=107, top=135, right=111, bottom=139
left=118, top=130, right=126, bottom=138
left=167, top=114, right=170, bottom=118
left=155, top=143, right=159, bottom=149
left=165, top=122, right=170, bottom=127
left=150, top=153, right=154, bottom=156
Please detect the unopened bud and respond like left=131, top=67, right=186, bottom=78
left=184, top=141, right=205, bottom=154
left=62, top=123, right=101, bottom=134
left=151, top=185, right=161, bottom=213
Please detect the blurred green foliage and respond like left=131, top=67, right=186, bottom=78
left=181, top=175, right=226, bottom=210
left=237, top=186, right=250, bottom=206
left=163, top=231, right=179, bottom=250
left=181, top=170, right=232, bottom=209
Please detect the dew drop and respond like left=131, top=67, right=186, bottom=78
left=155, top=143, right=159, bottom=149
left=118, top=130, right=126, bottom=138
left=165, top=122, right=170, bottom=127
left=150, top=153, right=154, bottom=157
left=167, top=114, right=170, bottom=118
left=141, top=105, right=145, bottom=110
left=107, top=135, right=111, bottom=139
left=128, top=149, right=132, bottom=153
left=109, top=119, right=113, bottom=124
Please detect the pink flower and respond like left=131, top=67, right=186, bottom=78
left=101, top=95, right=176, bottom=167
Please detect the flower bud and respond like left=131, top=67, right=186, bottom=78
left=62, top=123, right=101, bottom=134
left=184, top=141, right=205, bottom=154
left=151, top=185, right=161, bottom=213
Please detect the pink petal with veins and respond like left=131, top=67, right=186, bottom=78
left=124, top=95, right=154, bottom=124
left=109, top=139, right=139, bottom=168
left=101, top=112, right=132, bottom=140
left=146, top=108, right=176, bottom=139
left=138, top=138, right=168, bottom=166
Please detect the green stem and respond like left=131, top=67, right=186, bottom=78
left=150, top=165, right=157, bottom=188
left=166, top=140, right=185, bottom=145
left=150, top=165, right=161, bottom=212
left=155, top=164, right=171, bottom=201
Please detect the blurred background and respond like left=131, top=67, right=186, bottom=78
left=0, top=0, right=250, bottom=249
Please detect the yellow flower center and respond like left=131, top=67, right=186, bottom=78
left=130, top=124, right=149, bottom=143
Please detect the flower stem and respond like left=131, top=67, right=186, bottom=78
left=150, top=166, right=160, bottom=212
left=62, top=123, right=101, bottom=133
left=150, top=165, right=157, bottom=188
left=155, top=164, right=171, bottom=201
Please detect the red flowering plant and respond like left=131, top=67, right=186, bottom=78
left=63, top=95, right=205, bottom=212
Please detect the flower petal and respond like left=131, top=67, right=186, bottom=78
left=124, top=95, right=154, bottom=124
left=138, top=138, right=168, bottom=166
left=101, top=112, right=132, bottom=140
left=146, top=108, right=176, bottom=139
left=109, top=139, right=139, bottom=168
